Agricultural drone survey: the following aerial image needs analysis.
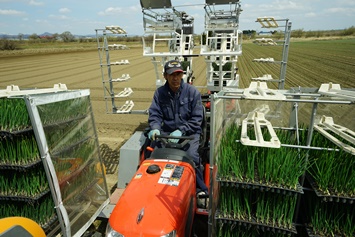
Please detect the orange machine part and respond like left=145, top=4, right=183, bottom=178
left=109, top=159, right=196, bottom=237
left=204, top=163, right=210, bottom=192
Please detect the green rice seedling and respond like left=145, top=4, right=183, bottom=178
left=257, top=141, right=306, bottom=190
left=231, top=191, right=242, bottom=220
left=239, top=189, right=252, bottom=220
left=0, top=98, right=31, bottom=131
left=45, top=116, right=93, bottom=153
left=0, top=195, right=55, bottom=227
left=0, top=198, right=55, bottom=228
left=219, top=124, right=307, bottom=189
left=0, top=168, right=48, bottom=197
left=245, top=148, right=256, bottom=182
left=216, top=223, right=253, bottom=237
left=308, top=131, right=354, bottom=196
left=255, top=192, right=297, bottom=229
left=218, top=122, right=241, bottom=180
left=37, top=195, right=56, bottom=225
left=229, top=148, right=244, bottom=181
left=344, top=213, right=355, bottom=236
left=61, top=163, right=97, bottom=204
left=218, top=186, right=254, bottom=221
left=218, top=144, right=235, bottom=179
left=218, top=188, right=228, bottom=216
left=0, top=138, right=16, bottom=165
left=330, top=150, right=354, bottom=196
left=0, top=134, right=40, bottom=165
left=219, top=187, right=235, bottom=218
left=311, top=202, right=355, bottom=236
left=37, top=97, right=90, bottom=125
left=306, top=192, right=355, bottom=236
left=52, top=138, right=97, bottom=164
left=243, top=189, right=253, bottom=221
left=308, top=150, right=336, bottom=195
left=72, top=139, right=97, bottom=162
left=0, top=175, right=10, bottom=196
left=255, top=195, right=270, bottom=224
left=234, top=142, right=248, bottom=179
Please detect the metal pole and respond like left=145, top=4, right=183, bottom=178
left=278, top=20, right=292, bottom=89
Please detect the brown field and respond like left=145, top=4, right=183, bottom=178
left=1, top=39, right=354, bottom=189
left=0, top=45, right=212, bottom=151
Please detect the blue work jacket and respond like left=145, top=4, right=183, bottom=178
left=148, top=80, right=203, bottom=135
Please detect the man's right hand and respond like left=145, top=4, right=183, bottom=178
left=148, top=129, right=160, bottom=140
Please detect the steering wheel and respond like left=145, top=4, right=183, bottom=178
left=154, top=134, right=194, bottom=149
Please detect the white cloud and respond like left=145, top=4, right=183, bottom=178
left=49, top=14, right=70, bottom=20
left=0, top=9, right=25, bottom=16
left=35, top=19, right=48, bottom=23
left=59, top=8, right=70, bottom=14
left=29, top=0, right=44, bottom=6
left=98, top=7, right=123, bottom=16
left=325, top=7, right=355, bottom=14
left=128, top=5, right=141, bottom=12
left=305, top=12, right=317, bottom=18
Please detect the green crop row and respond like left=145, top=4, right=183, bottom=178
left=238, top=39, right=355, bottom=89
left=0, top=195, right=55, bottom=227
left=218, top=123, right=306, bottom=190
left=0, top=134, right=40, bottom=165
left=0, top=98, right=31, bottom=131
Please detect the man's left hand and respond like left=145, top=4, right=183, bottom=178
left=169, top=130, right=182, bottom=143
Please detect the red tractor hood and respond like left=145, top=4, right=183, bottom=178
left=109, top=159, right=196, bottom=236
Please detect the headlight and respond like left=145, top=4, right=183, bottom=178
left=105, top=222, right=124, bottom=237
left=161, top=230, right=176, bottom=237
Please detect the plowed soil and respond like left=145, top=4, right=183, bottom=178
left=0, top=46, right=208, bottom=190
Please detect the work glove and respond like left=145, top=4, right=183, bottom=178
left=148, top=129, right=160, bottom=140
left=169, top=130, right=182, bottom=143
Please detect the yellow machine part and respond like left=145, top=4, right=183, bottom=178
left=0, top=217, right=46, bottom=237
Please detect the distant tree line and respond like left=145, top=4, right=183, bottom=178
left=1, top=26, right=354, bottom=51
left=289, top=26, right=355, bottom=38
left=23, top=31, right=76, bottom=42
left=245, top=26, right=355, bottom=39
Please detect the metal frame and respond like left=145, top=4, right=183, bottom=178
left=2, top=86, right=109, bottom=237
left=201, top=0, right=243, bottom=92
left=25, top=89, right=109, bottom=237
left=209, top=84, right=355, bottom=236
left=140, top=0, right=196, bottom=88
left=96, top=26, right=137, bottom=114
left=253, top=17, right=292, bottom=89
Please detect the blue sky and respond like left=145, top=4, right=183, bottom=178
left=0, top=0, right=354, bottom=36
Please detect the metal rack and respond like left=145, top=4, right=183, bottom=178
left=140, top=0, right=196, bottom=87
left=96, top=26, right=134, bottom=114
left=201, top=0, right=243, bottom=92
left=252, top=17, right=292, bottom=89
left=134, top=1, right=355, bottom=236
left=0, top=85, right=109, bottom=237
left=209, top=83, right=355, bottom=236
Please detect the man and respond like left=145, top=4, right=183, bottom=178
left=148, top=59, right=208, bottom=206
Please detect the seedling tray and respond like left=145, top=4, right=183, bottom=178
left=0, top=158, right=42, bottom=171
left=0, top=189, right=50, bottom=204
left=215, top=211, right=298, bottom=235
left=218, top=177, right=304, bottom=196
left=306, top=173, right=355, bottom=204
